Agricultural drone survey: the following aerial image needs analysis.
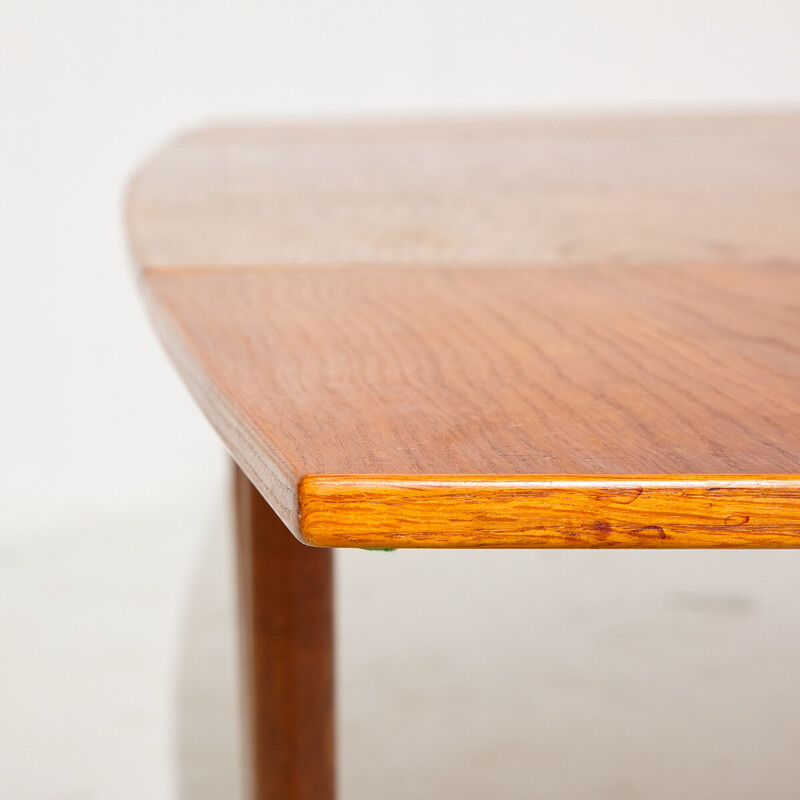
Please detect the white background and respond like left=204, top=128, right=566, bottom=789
left=3, top=2, right=800, bottom=797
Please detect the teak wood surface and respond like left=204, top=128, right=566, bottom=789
left=128, top=112, right=800, bottom=548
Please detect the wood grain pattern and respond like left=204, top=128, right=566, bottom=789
left=299, top=475, right=800, bottom=548
left=128, top=113, right=800, bottom=547
left=234, top=464, right=334, bottom=799
left=128, top=112, right=800, bottom=270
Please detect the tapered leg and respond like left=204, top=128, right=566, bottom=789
left=233, top=464, right=335, bottom=800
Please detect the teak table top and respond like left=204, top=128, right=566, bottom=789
left=127, top=112, right=800, bottom=548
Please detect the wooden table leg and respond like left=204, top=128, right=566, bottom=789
left=233, top=464, right=335, bottom=800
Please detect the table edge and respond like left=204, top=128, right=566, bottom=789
left=298, top=474, right=800, bottom=548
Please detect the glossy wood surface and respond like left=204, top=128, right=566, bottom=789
left=128, top=113, right=800, bottom=547
left=234, top=464, right=334, bottom=799
left=300, top=476, right=800, bottom=548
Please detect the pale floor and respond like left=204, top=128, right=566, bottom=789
left=4, top=497, right=800, bottom=799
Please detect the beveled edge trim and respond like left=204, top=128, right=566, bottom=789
left=298, top=475, right=800, bottom=548
left=139, top=274, right=301, bottom=534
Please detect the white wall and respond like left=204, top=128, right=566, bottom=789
left=3, top=1, right=800, bottom=797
